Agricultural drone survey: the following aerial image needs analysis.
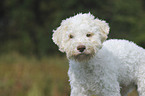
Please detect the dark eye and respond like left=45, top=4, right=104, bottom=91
left=69, top=34, right=74, bottom=39
left=86, top=33, right=92, bottom=37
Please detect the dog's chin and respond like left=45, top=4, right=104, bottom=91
left=71, top=53, right=94, bottom=62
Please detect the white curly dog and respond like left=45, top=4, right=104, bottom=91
left=52, top=13, right=145, bottom=96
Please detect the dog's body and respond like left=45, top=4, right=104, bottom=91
left=52, top=13, right=145, bottom=96
left=68, top=39, right=145, bottom=96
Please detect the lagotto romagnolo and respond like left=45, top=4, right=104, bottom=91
left=52, top=13, right=145, bottom=96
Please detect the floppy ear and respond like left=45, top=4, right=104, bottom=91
left=95, top=19, right=110, bottom=42
left=52, top=26, right=65, bottom=52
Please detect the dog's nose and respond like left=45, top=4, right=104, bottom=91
left=77, top=45, right=86, bottom=52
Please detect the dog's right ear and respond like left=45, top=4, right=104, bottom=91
left=52, top=26, right=65, bottom=52
left=95, top=19, right=110, bottom=42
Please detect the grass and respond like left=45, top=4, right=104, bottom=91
left=0, top=52, right=138, bottom=96
left=0, top=52, right=70, bottom=96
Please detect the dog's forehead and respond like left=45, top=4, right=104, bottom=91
left=60, top=13, right=101, bottom=34
left=66, top=22, right=99, bottom=34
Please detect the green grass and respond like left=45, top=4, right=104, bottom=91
left=0, top=53, right=70, bottom=96
left=0, top=53, right=138, bottom=96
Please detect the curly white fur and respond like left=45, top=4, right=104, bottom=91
left=52, top=13, right=145, bottom=96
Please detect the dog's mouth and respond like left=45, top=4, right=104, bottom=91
left=72, top=53, right=94, bottom=62
left=67, top=45, right=97, bottom=62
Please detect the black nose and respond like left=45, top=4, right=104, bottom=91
left=77, top=45, right=86, bottom=52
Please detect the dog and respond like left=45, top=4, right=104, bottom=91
left=52, top=13, right=145, bottom=96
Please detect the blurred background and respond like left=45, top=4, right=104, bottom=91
left=0, top=0, right=145, bottom=96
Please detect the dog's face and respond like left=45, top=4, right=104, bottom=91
left=52, top=13, right=109, bottom=61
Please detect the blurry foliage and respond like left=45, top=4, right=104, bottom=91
left=0, top=0, right=145, bottom=56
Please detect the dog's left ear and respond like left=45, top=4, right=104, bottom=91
left=95, top=19, right=110, bottom=42
left=52, top=26, right=65, bottom=52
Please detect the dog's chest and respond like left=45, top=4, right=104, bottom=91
left=79, top=69, right=100, bottom=90
left=69, top=64, right=102, bottom=93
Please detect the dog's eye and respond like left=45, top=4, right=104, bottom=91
left=69, top=34, right=74, bottom=39
left=86, top=33, right=92, bottom=37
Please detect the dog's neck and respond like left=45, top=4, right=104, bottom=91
left=69, top=55, right=99, bottom=72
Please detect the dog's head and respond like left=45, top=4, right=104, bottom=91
left=52, top=13, right=109, bottom=61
